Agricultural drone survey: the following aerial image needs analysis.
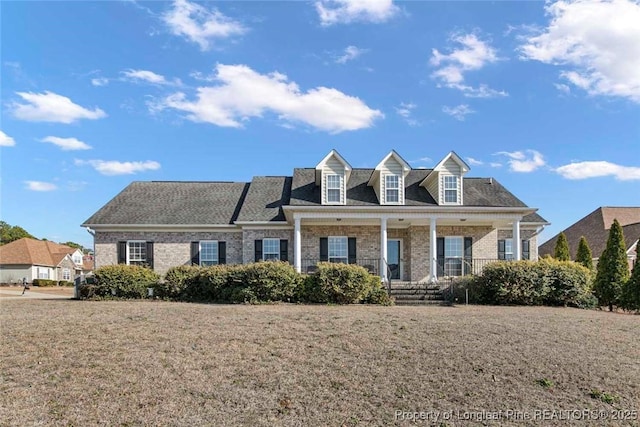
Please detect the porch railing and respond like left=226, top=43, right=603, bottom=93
left=437, top=257, right=501, bottom=277
left=301, top=258, right=380, bottom=275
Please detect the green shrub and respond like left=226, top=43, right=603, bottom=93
left=450, top=276, right=482, bottom=304
left=363, top=276, right=393, bottom=305
left=58, top=281, right=74, bottom=287
left=158, top=265, right=201, bottom=299
left=32, top=279, right=57, bottom=287
left=239, top=261, right=300, bottom=302
left=87, top=265, right=160, bottom=299
left=78, top=284, right=98, bottom=299
left=473, top=259, right=592, bottom=307
left=302, top=263, right=376, bottom=304
left=182, top=265, right=232, bottom=302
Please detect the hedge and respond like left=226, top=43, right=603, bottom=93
left=32, top=279, right=57, bottom=287
left=471, top=259, right=596, bottom=308
left=78, top=265, right=160, bottom=299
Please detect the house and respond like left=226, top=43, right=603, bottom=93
left=0, top=238, right=87, bottom=283
left=82, top=150, right=548, bottom=282
left=538, top=207, right=640, bottom=269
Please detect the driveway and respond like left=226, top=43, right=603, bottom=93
left=0, top=289, right=73, bottom=300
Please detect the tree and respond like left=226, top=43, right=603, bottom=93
left=621, top=240, right=640, bottom=312
left=554, top=232, right=571, bottom=261
left=0, top=221, right=35, bottom=245
left=62, top=241, right=84, bottom=250
left=576, top=236, right=594, bottom=270
left=594, top=219, right=629, bottom=311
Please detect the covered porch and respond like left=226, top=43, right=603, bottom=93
left=286, top=208, right=532, bottom=283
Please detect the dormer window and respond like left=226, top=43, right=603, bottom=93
left=385, top=175, right=399, bottom=203
left=444, top=175, right=458, bottom=203
left=326, top=174, right=342, bottom=203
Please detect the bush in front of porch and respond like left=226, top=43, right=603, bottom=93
left=453, top=259, right=596, bottom=308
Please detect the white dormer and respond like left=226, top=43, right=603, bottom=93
left=367, top=150, right=411, bottom=205
left=315, top=150, right=352, bottom=205
left=420, top=151, right=470, bottom=205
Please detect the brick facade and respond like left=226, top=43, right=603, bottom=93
left=242, top=229, right=294, bottom=264
left=94, top=231, right=243, bottom=275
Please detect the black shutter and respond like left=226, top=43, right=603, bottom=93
left=280, top=240, right=288, bottom=262
left=464, top=237, right=473, bottom=275
left=146, top=242, right=154, bottom=269
left=191, top=241, right=200, bottom=266
left=255, top=239, right=263, bottom=262
left=522, top=240, right=530, bottom=260
left=320, top=238, right=328, bottom=262
left=117, top=241, right=127, bottom=264
left=218, top=241, right=226, bottom=265
left=498, top=240, right=506, bottom=260
left=437, top=237, right=445, bottom=272
left=348, top=238, right=357, bottom=264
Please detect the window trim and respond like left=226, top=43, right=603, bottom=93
left=199, top=240, right=219, bottom=266
left=326, top=174, right=342, bottom=204
left=62, top=268, right=71, bottom=281
left=385, top=174, right=400, bottom=204
left=504, top=239, right=514, bottom=260
left=443, top=175, right=459, bottom=204
left=126, top=240, right=148, bottom=266
left=328, top=236, right=348, bottom=264
left=444, top=236, right=464, bottom=277
left=262, top=238, right=281, bottom=261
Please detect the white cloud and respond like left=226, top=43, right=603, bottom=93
left=466, top=157, right=483, bottom=166
left=162, top=0, right=246, bottom=51
left=41, top=136, right=92, bottom=151
left=75, top=159, right=161, bottom=176
left=494, top=150, right=546, bottom=172
left=519, top=0, right=640, bottom=103
left=122, top=69, right=182, bottom=86
left=151, top=64, right=383, bottom=133
left=91, top=77, right=110, bottom=86
left=0, top=130, right=16, bottom=147
left=336, top=46, right=368, bottom=64
left=10, top=91, right=107, bottom=123
left=431, top=33, right=507, bottom=98
left=25, top=181, right=57, bottom=192
left=316, top=0, right=399, bottom=26
left=490, top=162, right=502, bottom=168
left=395, top=102, right=419, bottom=126
left=554, top=83, right=571, bottom=94
left=442, top=104, right=475, bottom=121
left=556, top=161, right=640, bottom=181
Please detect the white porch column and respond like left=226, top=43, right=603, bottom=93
left=513, top=219, right=521, bottom=261
left=429, top=217, right=438, bottom=283
left=380, top=216, right=388, bottom=281
left=294, top=217, right=302, bottom=273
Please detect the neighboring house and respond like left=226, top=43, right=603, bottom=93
left=82, top=150, right=548, bottom=282
left=539, top=207, right=640, bottom=270
left=0, top=238, right=86, bottom=283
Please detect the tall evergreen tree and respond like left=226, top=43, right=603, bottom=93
left=554, top=232, right=571, bottom=261
left=576, top=236, right=594, bottom=270
left=594, top=219, right=629, bottom=311
left=622, top=240, right=640, bottom=312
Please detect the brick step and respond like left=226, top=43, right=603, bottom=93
left=392, top=293, right=444, bottom=301
left=389, top=288, right=443, bottom=294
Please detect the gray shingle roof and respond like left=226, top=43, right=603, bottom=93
left=236, top=176, right=291, bottom=222
left=82, top=181, right=249, bottom=225
left=290, top=168, right=548, bottom=222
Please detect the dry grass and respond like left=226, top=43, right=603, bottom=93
left=1, top=301, right=639, bottom=426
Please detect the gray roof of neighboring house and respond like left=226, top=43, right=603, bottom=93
left=236, top=176, right=291, bottom=222
left=539, top=207, right=640, bottom=259
left=82, top=181, right=250, bottom=225
left=289, top=168, right=548, bottom=223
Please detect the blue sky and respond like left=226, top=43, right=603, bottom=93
left=1, top=0, right=639, bottom=250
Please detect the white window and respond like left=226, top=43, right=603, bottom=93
left=263, top=238, right=280, bottom=261
left=328, top=236, right=348, bottom=263
left=444, top=236, right=463, bottom=276
left=200, top=241, right=219, bottom=266
left=504, top=239, right=514, bottom=260
left=444, top=175, right=458, bottom=203
left=385, top=175, right=399, bottom=203
left=38, top=267, right=50, bottom=279
left=62, top=268, right=71, bottom=281
left=72, top=253, right=82, bottom=265
left=127, top=241, right=147, bottom=266
left=326, top=174, right=342, bottom=203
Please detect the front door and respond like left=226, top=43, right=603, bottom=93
left=387, top=239, right=401, bottom=280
